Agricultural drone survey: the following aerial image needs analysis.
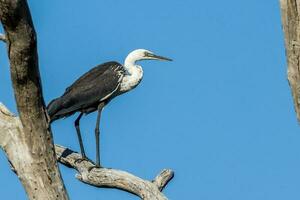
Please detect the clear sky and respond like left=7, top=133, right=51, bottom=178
left=0, top=0, right=299, bottom=200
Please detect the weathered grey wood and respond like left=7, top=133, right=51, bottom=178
left=0, top=0, right=69, bottom=199
left=0, top=103, right=174, bottom=200
left=153, top=169, right=174, bottom=191
left=280, top=0, right=300, bottom=121
left=0, top=1, right=175, bottom=199
left=56, top=145, right=173, bottom=200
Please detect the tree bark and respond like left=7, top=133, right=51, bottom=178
left=56, top=145, right=173, bottom=200
left=0, top=1, right=174, bottom=199
left=0, top=0, right=69, bottom=199
left=0, top=103, right=174, bottom=200
left=280, top=0, right=300, bottom=121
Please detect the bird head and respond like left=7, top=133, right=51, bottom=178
left=125, top=49, right=172, bottom=67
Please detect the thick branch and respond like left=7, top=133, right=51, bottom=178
left=0, top=103, right=174, bottom=200
left=56, top=145, right=173, bottom=200
left=280, top=0, right=300, bottom=121
left=0, top=1, right=68, bottom=199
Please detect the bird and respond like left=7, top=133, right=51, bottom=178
left=47, top=49, right=172, bottom=167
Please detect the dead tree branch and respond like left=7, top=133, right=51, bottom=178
left=0, top=103, right=174, bottom=200
left=0, top=0, right=68, bottom=199
left=0, top=1, right=174, bottom=199
left=56, top=145, right=173, bottom=200
left=280, top=0, right=300, bottom=121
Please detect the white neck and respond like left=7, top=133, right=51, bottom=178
left=124, top=53, right=139, bottom=70
left=120, top=55, right=143, bottom=92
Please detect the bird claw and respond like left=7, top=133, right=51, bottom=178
left=74, top=156, right=93, bottom=164
left=87, top=164, right=102, bottom=172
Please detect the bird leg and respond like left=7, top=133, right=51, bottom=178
left=74, top=113, right=87, bottom=161
left=94, top=103, right=104, bottom=168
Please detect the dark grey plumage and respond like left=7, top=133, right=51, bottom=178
left=47, top=49, right=172, bottom=168
left=47, top=61, right=125, bottom=122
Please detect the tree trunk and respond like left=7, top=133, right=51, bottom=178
left=0, top=0, right=69, bottom=199
left=280, top=0, right=300, bottom=121
left=0, top=1, right=174, bottom=199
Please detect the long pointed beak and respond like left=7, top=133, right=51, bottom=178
left=148, top=53, right=173, bottom=61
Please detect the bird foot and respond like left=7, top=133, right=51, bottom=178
left=88, top=164, right=102, bottom=172
left=74, top=156, right=93, bottom=165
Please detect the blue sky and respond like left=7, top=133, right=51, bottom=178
left=0, top=0, right=299, bottom=200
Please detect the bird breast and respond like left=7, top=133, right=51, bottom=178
left=119, top=66, right=143, bottom=92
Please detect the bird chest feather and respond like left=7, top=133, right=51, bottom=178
left=120, top=65, right=143, bottom=92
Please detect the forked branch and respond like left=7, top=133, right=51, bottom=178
left=0, top=1, right=174, bottom=199
left=0, top=103, right=174, bottom=200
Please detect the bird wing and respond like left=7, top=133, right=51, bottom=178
left=51, top=62, right=124, bottom=117
left=65, top=61, right=122, bottom=93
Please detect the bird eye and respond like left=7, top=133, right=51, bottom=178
left=144, top=52, right=150, bottom=57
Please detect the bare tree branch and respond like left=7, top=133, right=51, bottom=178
left=56, top=145, right=173, bottom=200
left=0, top=1, right=174, bottom=199
left=0, top=102, right=174, bottom=200
left=0, top=0, right=69, bottom=199
left=152, top=169, right=174, bottom=191
left=280, top=0, right=300, bottom=121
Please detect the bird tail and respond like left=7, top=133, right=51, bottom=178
left=47, top=98, right=63, bottom=122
